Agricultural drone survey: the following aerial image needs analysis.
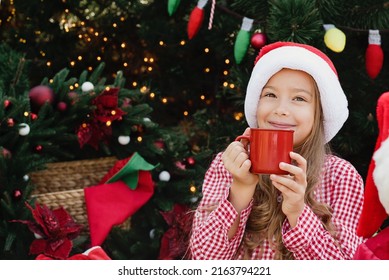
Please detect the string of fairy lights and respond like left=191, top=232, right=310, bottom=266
left=1, top=0, right=238, bottom=121
left=2, top=0, right=387, bottom=122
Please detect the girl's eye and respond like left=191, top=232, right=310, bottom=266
left=294, top=96, right=306, bottom=102
left=261, top=93, right=276, bottom=98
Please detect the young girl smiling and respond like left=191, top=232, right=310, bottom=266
left=190, top=42, right=365, bottom=260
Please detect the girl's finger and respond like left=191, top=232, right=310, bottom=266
left=289, top=151, right=307, bottom=173
left=270, top=174, right=298, bottom=192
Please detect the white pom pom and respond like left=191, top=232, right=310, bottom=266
left=118, top=135, right=130, bottom=145
left=373, top=138, right=389, bottom=214
left=159, top=171, right=171, bottom=182
left=149, top=229, right=156, bottom=239
left=18, top=123, right=30, bottom=136
left=81, top=81, right=94, bottom=92
left=190, top=196, right=199, bottom=203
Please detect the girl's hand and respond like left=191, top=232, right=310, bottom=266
left=222, top=128, right=259, bottom=187
left=270, top=151, right=307, bottom=227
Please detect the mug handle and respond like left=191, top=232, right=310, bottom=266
left=235, top=135, right=250, bottom=142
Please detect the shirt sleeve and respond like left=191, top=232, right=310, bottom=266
left=282, top=157, right=365, bottom=259
left=189, top=152, right=253, bottom=259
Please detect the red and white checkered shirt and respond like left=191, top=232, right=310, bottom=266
left=190, top=152, right=365, bottom=259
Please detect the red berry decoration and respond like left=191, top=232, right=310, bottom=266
left=30, top=113, right=38, bottom=120
left=7, top=118, right=14, bottom=127
left=186, top=156, right=196, bottom=166
left=250, top=30, right=267, bottom=50
left=29, top=85, right=54, bottom=111
left=13, top=189, right=23, bottom=201
left=35, top=145, right=43, bottom=152
left=1, top=147, right=12, bottom=158
left=4, top=99, right=11, bottom=109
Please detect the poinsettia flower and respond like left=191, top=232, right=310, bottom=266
left=92, top=87, right=126, bottom=123
left=76, top=87, right=126, bottom=149
left=158, top=204, right=193, bottom=260
left=12, top=202, right=82, bottom=259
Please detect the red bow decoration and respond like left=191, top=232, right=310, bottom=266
left=84, top=152, right=156, bottom=246
left=36, top=246, right=111, bottom=260
left=12, top=202, right=82, bottom=260
left=77, top=87, right=126, bottom=149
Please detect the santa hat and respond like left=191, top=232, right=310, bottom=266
left=245, top=41, right=348, bottom=143
left=357, top=91, right=389, bottom=237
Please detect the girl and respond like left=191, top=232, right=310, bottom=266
left=189, top=42, right=365, bottom=260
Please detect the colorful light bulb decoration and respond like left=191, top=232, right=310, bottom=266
left=187, top=0, right=208, bottom=40
left=323, top=24, right=346, bottom=53
left=365, top=29, right=384, bottom=79
left=168, top=0, right=181, bottom=16
left=234, top=17, right=254, bottom=64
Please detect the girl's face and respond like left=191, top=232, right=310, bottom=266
left=256, top=68, right=316, bottom=147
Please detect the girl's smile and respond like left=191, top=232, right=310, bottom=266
left=256, top=68, right=316, bottom=147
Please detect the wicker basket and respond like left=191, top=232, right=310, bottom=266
left=30, top=157, right=128, bottom=233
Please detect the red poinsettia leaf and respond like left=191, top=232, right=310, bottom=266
left=28, top=203, right=47, bottom=235
left=53, top=207, right=72, bottom=226
left=67, top=254, right=90, bottom=260
left=158, top=234, right=174, bottom=260
left=45, top=239, right=73, bottom=260
left=30, top=239, right=47, bottom=255
left=77, top=123, right=93, bottom=148
left=96, top=95, right=118, bottom=108
left=43, top=208, right=62, bottom=236
left=49, top=238, right=65, bottom=251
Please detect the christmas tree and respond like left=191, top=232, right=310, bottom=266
left=1, top=0, right=388, bottom=259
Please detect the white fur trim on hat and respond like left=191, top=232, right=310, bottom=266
left=245, top=43, right=348, bottom=143
left=373, top=137, right=389, bottom=214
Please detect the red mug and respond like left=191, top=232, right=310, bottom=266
left=235, top=128, right=294, bottom=175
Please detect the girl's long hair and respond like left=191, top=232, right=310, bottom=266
left=241, top=82, right=337, bottom=259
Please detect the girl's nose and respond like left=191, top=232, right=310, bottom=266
left=274, top=101, right=290, bottom=116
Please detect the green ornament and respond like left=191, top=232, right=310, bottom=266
left=234, top=30, right=251, bottom=64
left=168, top=0, right=181, bottom=16
left=234, top=17, right=254, bottom=64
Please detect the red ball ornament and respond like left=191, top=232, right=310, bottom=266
left=1, top=147, right=12, bottom=159
left=250, top=30, right=267, bottom=50
left=154, top=139, right=165, bottom=150
left=7, top=118, right=14, bottom=127
left=35, top=145, right=43, bottom=152
left=4, top=100, right=11, bottom=109
left=57, top=101, right=67, bottom=112
left=186, top=156, right=196, bottom=166
left=13, top=189, right=22, bottom=201
left=30, top=113, right=38, bottom=120
left=29, top=85, right=54, bottom=110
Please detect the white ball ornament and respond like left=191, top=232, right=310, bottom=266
left=149, top=229, right=156, bottom=239
left=81, top=81, right=94, bottom=92
left=159, top=171, right=171, bottom=182
left=190, top=196, right=199, bottom=203
left=118, top=135, right=130, bottom=145
left=18, top=123, right=30, bottom=136
left=23, top=175, right=29, bottom=182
